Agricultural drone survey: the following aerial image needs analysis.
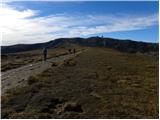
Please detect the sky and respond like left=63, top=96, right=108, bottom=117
left=0, top=1, right=159, bottom=45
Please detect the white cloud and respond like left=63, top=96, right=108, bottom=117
left=0, top=4, right=158, bottom=45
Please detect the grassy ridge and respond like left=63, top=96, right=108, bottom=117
left=2, top=47, right=158, bottom=118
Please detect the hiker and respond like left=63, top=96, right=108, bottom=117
left=73, top=48, right=76, bottom=55
left=43, top=47, right=47, bottom=61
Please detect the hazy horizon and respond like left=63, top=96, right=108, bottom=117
left=1, top=1, right=159, bottom=45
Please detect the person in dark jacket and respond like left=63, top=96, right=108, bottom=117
left=73, top=48, right=76, bottom=55
left=43, top=47, right=47, bottom=61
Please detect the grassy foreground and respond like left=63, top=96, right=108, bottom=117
left=1, top=47, right=159, bottom=118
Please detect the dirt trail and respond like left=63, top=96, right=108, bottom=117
left=1, top=51, right=83, bottom=95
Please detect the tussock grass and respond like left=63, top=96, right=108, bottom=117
left=64, top=59, right=77, bottom=66
left=2, top=47, right=158, bottom=119
left=28, top=76, right=39, bottom=85
left=63, top=102, right=83, bottom=112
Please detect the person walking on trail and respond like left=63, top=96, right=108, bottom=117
left=73, top=48, right=76, bottom=55
left=43, top=47, right=47, bottom=61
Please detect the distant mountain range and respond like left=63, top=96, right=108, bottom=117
left=1, top=37, right=159, bottom=54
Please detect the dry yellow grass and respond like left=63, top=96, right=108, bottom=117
left=2, top=47, right=158, bottom=119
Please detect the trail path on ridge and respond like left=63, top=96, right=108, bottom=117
left=1, top=51, right=83, bottom=95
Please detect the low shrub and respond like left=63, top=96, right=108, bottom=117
left=63, top=102, right=83, bottom=112
left=28, top=76, right=38, bottom=85
left=64, top=59, right=77, bottom=66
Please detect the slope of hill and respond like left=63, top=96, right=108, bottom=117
left=1, top=37, right=158, bottom=54
left=2, top=47, right=158, bottom=119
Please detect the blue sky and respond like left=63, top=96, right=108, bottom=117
left=1, top=1, right=159, bottom=45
